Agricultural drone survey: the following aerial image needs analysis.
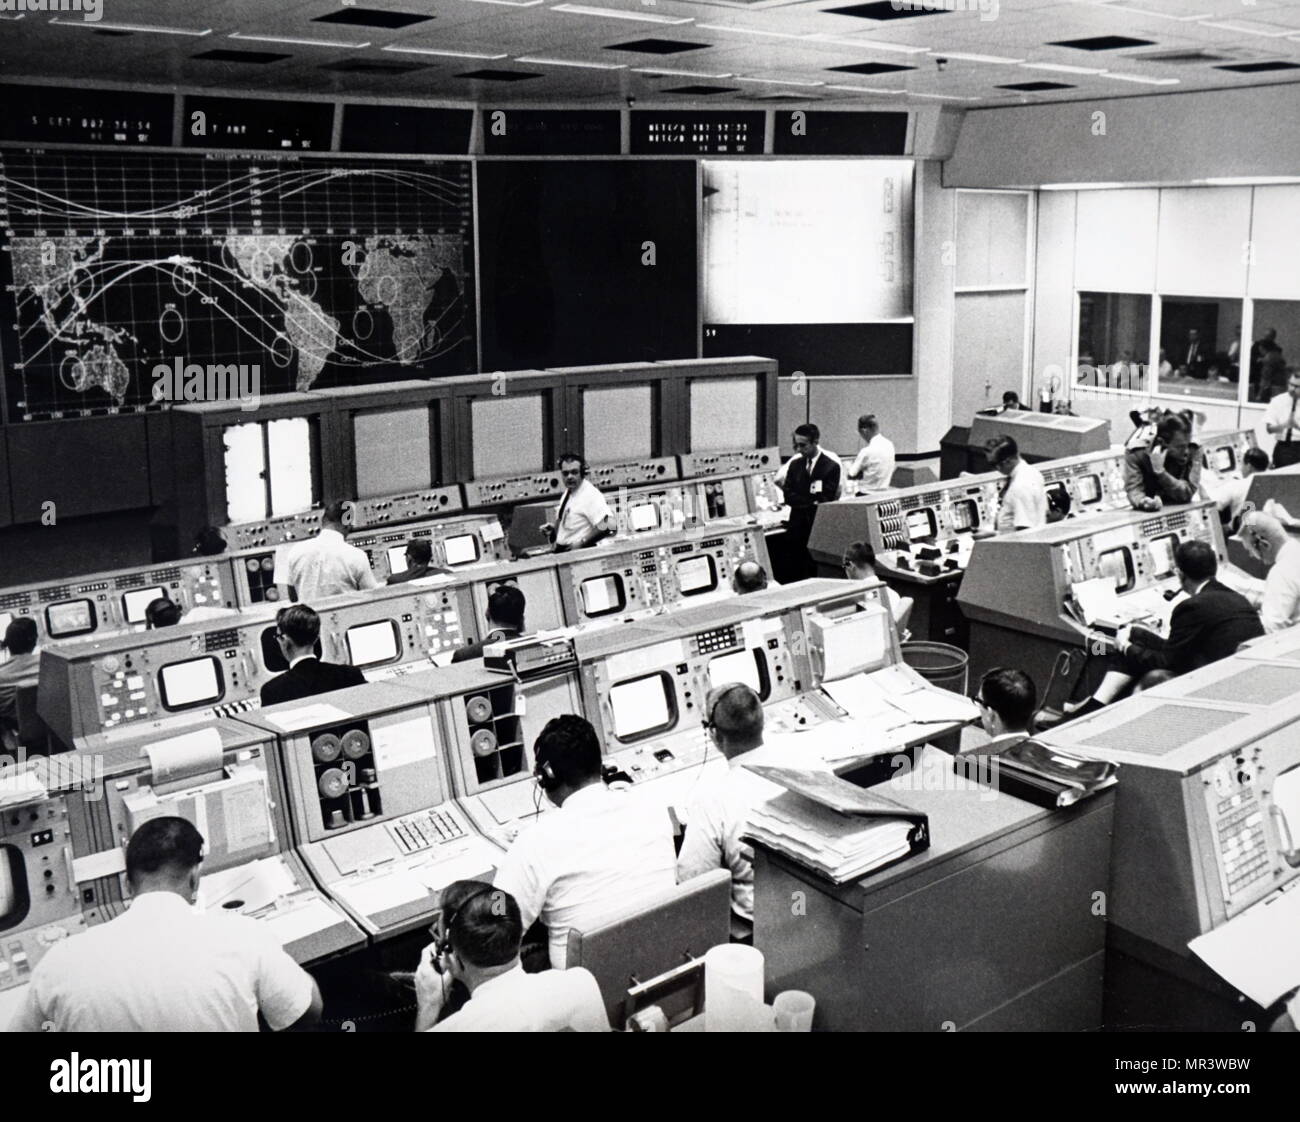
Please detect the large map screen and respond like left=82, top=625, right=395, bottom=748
left=0, top=149, right=475, bottom=421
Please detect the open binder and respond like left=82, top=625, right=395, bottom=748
left=959, top=739, right=1117, bottom=809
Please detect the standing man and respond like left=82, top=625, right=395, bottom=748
left=1184, top=328, right=1208, bottom=380
left=845, top=413, right=896, bottom=494
left=9, top=817, right=322, bottom=1032
left=1264, top=370, right=1300, bottom=469
left=1250, top=328, right=1281, bottom=396
left=543, top=453, right=615, bottom=553
left=275, top=500, right=378, bottom=602
left=774, top=423, right=843, bottom=579
left=987, top=436, right=1048, bottom=533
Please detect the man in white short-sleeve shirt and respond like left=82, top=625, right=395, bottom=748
left=846, top=414, right=896, bottom=494
left=274, top=499, right=378, bottom=602
left=987, top=436, right=1047, bottom=533
left=1239, top=512, right=1300, bottom=634
left=9, top=817, right=321, bottom=1033
left=544, top=454, right=615, bottom=552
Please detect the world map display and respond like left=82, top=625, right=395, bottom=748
left=0, top=150, right=475, bottom=421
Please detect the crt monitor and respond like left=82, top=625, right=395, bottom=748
left=1098, top=547, right=1136, bottom=593
left=345, top=620, right=402, bottom=668
left=1149, top=534, right=1178, bottom=580
left=386, top=545, right=412, bottom=575
left=676, top=555, right=717, bottom=596
left=45, top=600, right=96, bottom=639
left=471, top=395, right=546, bottom=479
left=260, top=626, right=323, bottom=673
left=0, top=846, right=27, bottom=930
left=0, top=612, right=11, bottom=664
left=1045, top=481, right=1068, bottom=511
left=122, top=586, right=168, bottom=626
left=443, top=534, right=480, bottom=567
left=608, top=672, right=678, bottom=742
left=158, top=656, right=225, bottom=711
left=905, top=508, right=937, bottom=542
left=1077, top=474, right=1102, bottom=504
left=629, top=503, right=661, bottom=533
left=1210, top=447, right=1236, bottom=474
left=580, top=574, right=627, bottom=618
left=950, top=498, right=979, bottom=533
left=706, top=648, right=771, bottom=701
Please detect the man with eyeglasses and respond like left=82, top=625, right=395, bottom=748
left=260, top=604, right=366, bottom=707
left=966, top=668, right=1037, bottom=755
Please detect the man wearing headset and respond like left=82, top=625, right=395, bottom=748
left=492, top=716, right=677, bottom=969
left=676, top=683, right=784, bottom=939
left=541, top=453, right=615, bottom=553
left=415, top=881, right=607, bottom=1032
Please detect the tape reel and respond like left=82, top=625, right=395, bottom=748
left=341, top=729, right=371, bottom=759
left=311, top=733, right=342, bottom=763
left=471, top=729, right=498, bottom=758
left=318, top=768, right=349, bottom=800
left=466, top=695, right=493, bottom=724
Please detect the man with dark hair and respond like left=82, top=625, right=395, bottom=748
left=1124, top=414, right=1201, bottom=512
left=774, top=423, right=843, bottom=579
left=493, top=715, right=676, bottom=969
left=731, top=559, right=769, bottom=595
left=846, top=413, right=895, bottom=494
left=144, top=596, right=182, bottom=630
left=1263, top=370, right=1300, bottom=469
left=193, top=525, right=228, bottom=556
left=843, top=540, right=912, bottom=636
left=1205, top=445, right=1269, bottom=529
left=0, top=617, right=40, bottom=729
left=678, top=684, right=783, bottom=932
left=415, top=882, right=607, bottom=1032
left=260, top=604, right=366, bottom=706
left=275, top=499, right=378, bottom=602
left=1067, top=539, right=1263, bottom=717
left=543, top=453, right=615, bottom=553
left=968, top=668, right=1037, bottom=755
left=452, top=584, right=527, bottom=663
left=9, top=817, right=321, bottom=1032
left=987, top=436, right=1047, bottom=532
left=386, top=539, right=435, bottom=585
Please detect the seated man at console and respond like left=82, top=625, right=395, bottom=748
left=677, top=684, right=784, bottom=938
left=261, top=604, right=366, bottom=706
left=843, top=541, right=912, bottom=637
left=9, top=817, right=322, bottom=1032
left=1124, top=414, right=1201, bottom=513
left=387, top=539, right=435, bottom=585
left=1238, top=511, right=1300, bottom=634
left=1204, top=446, right=1269, bottom=531
left=415, top=881, right=607, bottom=1032
left=542, top=453, right=615, bottom=553
left=731, top=559, right=769, bottom=595
left=965, top=668, right=1036, bottom=755
left=1064, top=540, right=1263, bottom=719
left=493, top=716, right=677, bottom=969
left=144, top=596, right=182, bottom=629
left=0, top=617, right=40, bottom=733
left=452, top=585, right=527, bottom=663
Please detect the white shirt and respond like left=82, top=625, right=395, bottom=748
left=1204, top=473, right=1252, bottom=525
left=430, top=965, right=608, bottom=1033
left=677, top=751, right=785, bottom=922
left=275, top=528, right=378, bottom=602
left=849, top=434, right=896, bottom=493
left=1261, top=538, right=1300, bottom=634
left=554, top=479, right=612, bottom=548
left=995, top=460, right=1048, bottom=533
left=1262, top=391, right=1300, bottom=449
left=8, top=892, right=314, bottom=1033
left=492, top=784, right=677, bottom=969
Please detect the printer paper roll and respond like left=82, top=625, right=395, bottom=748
left=144, top=727, right=224, bottom=788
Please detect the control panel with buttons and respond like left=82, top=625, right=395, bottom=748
left=678, top=447, right=778, bottom=479
left=586, top=456, right=679, bottom=491
left=347, top=485, right=465, bottom=531
left=348, top=514, right=508, bottom=581
left=463, top=473, right=564, bottom=509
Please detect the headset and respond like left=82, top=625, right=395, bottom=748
left=434, top=885, right=497, bottom=963
left=702, top=682, right=750, bottom=737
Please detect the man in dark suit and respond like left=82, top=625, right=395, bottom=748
left=1069, top=539, right=1262, bottom=717
left=451, top=585, right=526, bottom=664
left=1181, top=329, right=1209, bottom=380
left=260, top=604, right=365, bottom=707
left=773, top=423, right=842, bottom=581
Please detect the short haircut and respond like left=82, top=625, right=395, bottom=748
left=1155, top=414, right=1190, bottom=444
left=277, top=603, right=321, bottom=647
left=446, top=885, right=523, bottom=969
left=858, top=413, right=878, bottom=431
left=843, top=540, right=877, bottom=571
left=1244, top=448, right=1270, bottom=473
left=404, top=539, right=433, bottom=567
left=193, top=526, right=228, bottom=556
left=487, top=584, right=526, bottom=631
left=1175, top=539, right=1217, bottom=582
left=323, top=500, right=349, bottom=526
left=986, top=435, right=1019, bottom=467
left=145, top=597, right=182, bottom=629
left=1002, top=391, right=1020, bottom=404
left=125, top=816, right=204, bottom=886
left=979, top=668, right=1037, bottom=732
left=793, top=423, right=820, bottom=444
left=705, top=683, right=764, bottom=750
left=557, top=451, right=586, bottom=473
left=534, top=714, right=603, bottom=787
left=733, top=560, right=768, bottom=593
left=3, top=617, right=38, bottom=655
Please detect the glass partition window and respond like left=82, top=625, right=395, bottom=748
left=1076, top=293, right=1152, bottom=394
left=1157, top=296, right=1244, bottom=403
left=1248, top=300, right=1300, bottom=404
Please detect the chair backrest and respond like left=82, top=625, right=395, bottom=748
left=15, top=685, right=50, bottom=754
left=565, top=868, right=732, bottom=1029
left=507, top=502, right=554, bottom=556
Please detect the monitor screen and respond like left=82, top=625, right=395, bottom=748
left=471, top=394, right=546, bottom=478
left=706, top=648, right=771, bottom=700
left=122, top=586, right=167, bottom=625
left=267, top=418, right=315, bottom=518
left=609, top=672, right=677, bottom=742
left=950, top=498, right=979, bottom=533
left=345, top=620, right=402, bottom=668
left=629, top=504, right=660, bottom=533
left=677, top=555, right=717, bottom=596
left=1077, top=474, right=1102, bottom=504
left=443, top=534, right=479, bottom=567
left=1098, top=547, right=1135, bottom=593
left=386, top=545, right=412, bottom=574
left=580, top=574, right=626, bottom=617
left=0, top=846, right=25, bottom=928
left=584, top=384, right=653, bottom=462
left=689, top=376, right=759, bottom=453
left=1211, top=447, right=1236, bottom=474
left=1045, top=481, right=1068, bottom=509
left=46, top=600, right=96, bottom=638
left=355, top=406, right=433, bottom=500
left=223, top=421, right=267, bottom=524
left=0, top=612, right=12, bottom=665
left=158, top=656, right=224, bottom=711
left=1149, top=534, right=1178, bottom=580
left=905, top=509, right=937, bottom=542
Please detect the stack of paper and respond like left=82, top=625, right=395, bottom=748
left=0, top=766, right=48, bottom=809
left=745, top=791, right=917, bottom=884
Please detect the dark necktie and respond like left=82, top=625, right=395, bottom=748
left=1287, top=397, right=1296, bottom=445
